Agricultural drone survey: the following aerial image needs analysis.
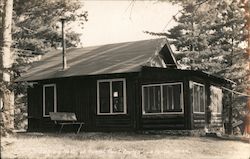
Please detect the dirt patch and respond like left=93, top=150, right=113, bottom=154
left=1, top=132, right=250, bottom=159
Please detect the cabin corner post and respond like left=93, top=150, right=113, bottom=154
left=134, top=77, right=140, bottom=131
left=227, top=84, right=234, bottom=135
left=183, top=78, right=192, bottom=130
left=188, top=80, right=194, bottom=130
left=205, top=83, right=211, bottom=130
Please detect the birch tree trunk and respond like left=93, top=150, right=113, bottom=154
left=0, top=0, right=14, bottom=136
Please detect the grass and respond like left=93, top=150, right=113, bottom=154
left=1, top=132, right=250, bottom=159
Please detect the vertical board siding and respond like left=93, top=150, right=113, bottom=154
left=27, top=85, right=43, bottom=131
left=28, top=73, right=138, bottom=132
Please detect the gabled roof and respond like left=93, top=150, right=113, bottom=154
left=17, top=38, right=177, bottom=82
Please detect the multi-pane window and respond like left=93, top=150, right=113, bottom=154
left=43, top=84, right=57, bottom=117
left=192, top=82, right=205, bottom=113
left=142, top=83, right=183, bottom=115
left=97, top=79, right=126, bottom=115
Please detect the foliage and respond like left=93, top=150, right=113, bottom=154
left=149, top=0, right=248, bottom=125
left=12, top=0, right=88, bottom=78
left=1, top=0, right=88, bottom=130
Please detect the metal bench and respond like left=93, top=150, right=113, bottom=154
left=49, top=112, right=84, bottom=134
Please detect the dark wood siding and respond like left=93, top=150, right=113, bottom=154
left=193, top=113, right=206, bottom=128
left=188, top=78, right=207, bottom=129
left=138, top=68, right=190, bottom=130
left=28, top=73, right=138, bottom=132
left=93, top=74, right=137, bottom=131
left=141, top=115, right=185, bottom=130
left=27, top=85, right=43, bottom=131
left=26, top=67, right=226, bottom=132
left=189, top=79, right=224, bottom=130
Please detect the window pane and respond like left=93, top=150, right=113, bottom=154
left=143, top=87, right=150, bottom=113
left=162, top=86, right=169, bottom=112
left=163, top=84, right=182, bottom=112
left=163, top=86, right=172, bottom=111
left=112, top=81, right=124, bottom=113
left=144, top=86, right=161, bottom=113
left=193, top=85, right=199, bottom=112
left=200, top=86, right=205, bottom=112
left=173, top=84, right=181, bottom=111
left=45, top=86, right=55, bottom=116
left=99, top=82, right=110, bottom=113
left=193, top=84, right=205, bottom=113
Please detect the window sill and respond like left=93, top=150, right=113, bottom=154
left=97, top=113, right=127, bottom=115
left=143, top=112, right=184, bottom=115
left=211, top=112, right=222, bottom=115
left=193, top=112, right=205, bottom=114
left=142, top=113, right=184, bottom=119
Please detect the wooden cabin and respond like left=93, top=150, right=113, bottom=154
left=16, top=39, right=229, bottom=132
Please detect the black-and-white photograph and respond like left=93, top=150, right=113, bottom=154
left=1, top=0, right=250, bottom=158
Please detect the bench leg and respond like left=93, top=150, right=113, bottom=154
left=76, top=123, right=83, bottom=134
left=59, top=124, right=64, bottom=133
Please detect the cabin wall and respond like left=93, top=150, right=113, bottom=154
left=188, top=76, right=224, bottom=130
left=27, top=85, right=43, bottom=131
left=138, top=69, right=191, bottom=130
left=27, top=68, right=225, bottom=132
left=208, top=85, right=223, bottom=129
left=188, top=78, right=208, bottom=129
left=27, top=73, right=138, bottom=132
left=93, top=74, right=137, bottom=131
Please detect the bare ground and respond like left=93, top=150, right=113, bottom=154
left=1, top=132, right=250, bottom=159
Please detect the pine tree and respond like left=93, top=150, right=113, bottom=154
left=1, top=0, right=88, bottom=131
left=12, top=0, right=88, bottom=77
left=152, top=0, right=248, bottom=133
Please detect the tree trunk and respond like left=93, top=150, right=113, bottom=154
left=0, top=0, right=14, bottom=136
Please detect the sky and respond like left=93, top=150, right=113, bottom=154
left=80, top=1, right=180, bottom=46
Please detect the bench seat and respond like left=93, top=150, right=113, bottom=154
left=49, top=112, right=84, bottom=134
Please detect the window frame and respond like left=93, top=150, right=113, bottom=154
left=43, top=84, right=57, bottom=117
left=97, top=78, right=127, bottom=115
left=192, top=82, right=206, bottom=114
left=142, top=82, right=184, bottom=115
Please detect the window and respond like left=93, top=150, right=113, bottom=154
left=97, top=79, right=126, bottom=115
left=142, top=83, right=183, bottom=115
left=210, top=86, right=223, bottom=114
left=43, top=84, right=57, bottom=117
left=191, top=82, right=205, bottom=113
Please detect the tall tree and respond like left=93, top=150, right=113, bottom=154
left=148, top=0, right=248, bottom=134
left=12, top=0, right=88, bottom=77
left=242, top=0, right=250, bottom=136
left=0, top=0, right=14, bottom=136
left=1, top=0, right=88, bottom=132
left=13, top=0, right=88, bottom=130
